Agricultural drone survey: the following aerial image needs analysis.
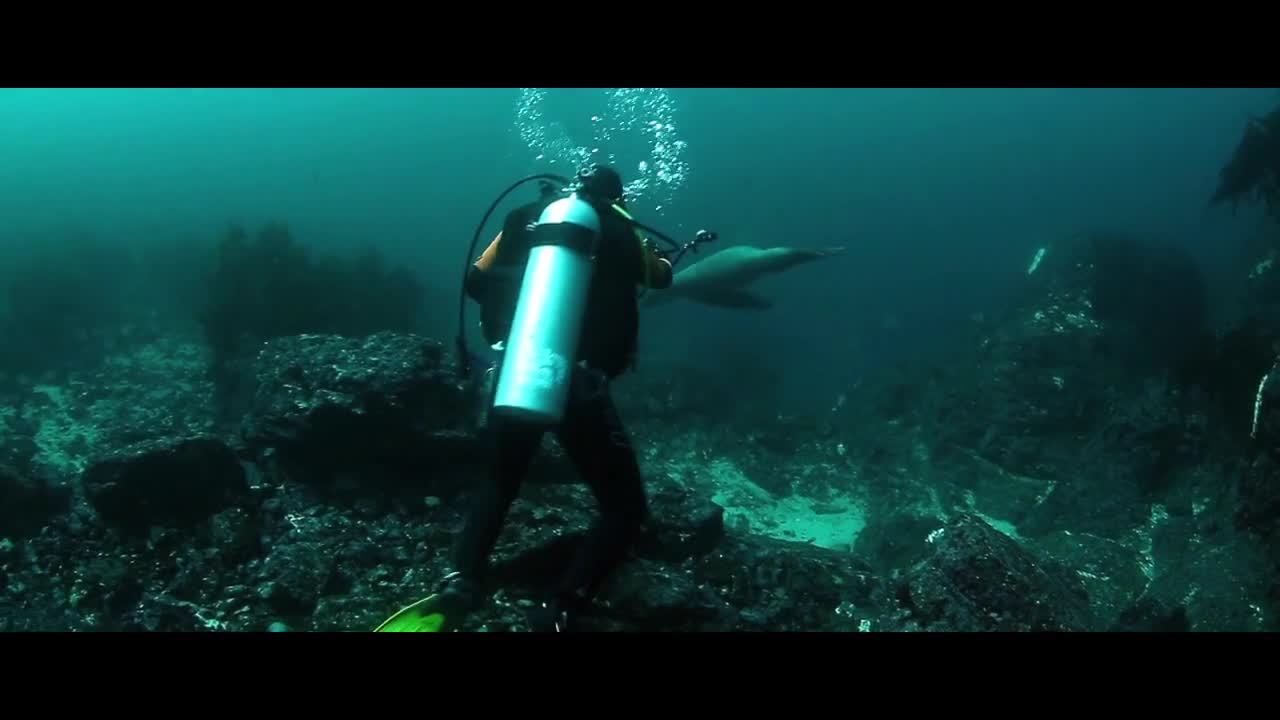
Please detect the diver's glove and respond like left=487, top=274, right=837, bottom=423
left=661, top=229, right=718, bottom=268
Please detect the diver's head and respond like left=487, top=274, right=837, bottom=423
left=576, top=164, right=625, bottom=205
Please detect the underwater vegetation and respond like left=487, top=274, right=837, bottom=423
left=0, top=222, right=428, bottom=410
left=197, top=221, right=425, bottom=420
left=200, top=221, right=424, bottom=348
left=1209, top=101, right=1280, bottom=394
left=1211, top=104, right=1280, bottom=219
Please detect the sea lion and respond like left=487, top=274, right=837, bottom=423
left=642, top=244, right=846, bottom=310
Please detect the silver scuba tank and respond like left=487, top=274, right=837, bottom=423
left=490, top=192, right=601, bottom=425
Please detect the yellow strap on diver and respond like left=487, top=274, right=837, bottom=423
left=612, top=203, right=651, bottom=287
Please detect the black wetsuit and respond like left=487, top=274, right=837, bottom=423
left=457, top=195, right=671, bottom=607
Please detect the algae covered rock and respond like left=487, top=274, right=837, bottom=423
left=0, top=463, right=71, bottom=538
left=82, top=437, right=248, bottom=535
left=896, top=514, right=1093, bottom=631
left=241, top=332, right=477, bottom=491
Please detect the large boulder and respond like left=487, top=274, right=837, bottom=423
left=952, top=232, right=1208, bottom=468
left=239, top=333, right=559, bottom=497
left=6, top=338, right=219, bottom=487
left=82, top=437, right=249, bottom=535
left=925, top=233, right=1214, bottom=540
left=895, top=514, right=1093, bottom=631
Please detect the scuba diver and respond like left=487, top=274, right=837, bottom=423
left=392, top=164, right=698, bottom=632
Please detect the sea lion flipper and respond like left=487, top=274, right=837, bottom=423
left=696, top=289, right=773, bottom=310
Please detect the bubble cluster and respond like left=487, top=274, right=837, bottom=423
left=515, top=88, right=689, bottom=214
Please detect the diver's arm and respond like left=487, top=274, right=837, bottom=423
left=464, top=266, right=488, bottom=302
left=465, top=232, right=502, bottom=302
left=465, top=230, right=524, bottom=301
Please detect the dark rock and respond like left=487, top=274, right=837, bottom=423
left=854, top=508, right=944, bottom=576
left=1109, top=596, right=1191, bottom=632
left=1193, top=322, right=1274, bottom=443
left=74, top=553, right=145, bottom=619
left=82, top=437, right=249, bottom=535
left=482, top=529, right=875, bottom=634
left=1239, top=450, right=1280, bottom=535
left=241, top=333, right=538, bottom=496
left=0, top=601, right=94, bottom=632
left=981, top=380, right=1199, bottom=540
left=0, top=409, right=39, bottom=473
left=0, top=463, right=71, bottom=538
left=635, top=481, right=725, bottom=563
left=485, top=477, right=724, bottom=591
left=258, top=541, right=337, bottom=618
left=1032, top=530, right=1148, bottom=629
left=935, top=233, right=1209, bottom=508
left=1237, top=454, right=1280, bottom=612
left=592, top=559, right=738, bottom=631
left=1142, top=543, right=1269, bottom=631
left=896, top=514, right=1093, bottom=631
left=1011, top=232, right=1206, bottom=383
left=689, top=535, right=880, bottom=631
left=943, top=449, right=1054, bottom=528
left=205, top=506, right=264, bottom=565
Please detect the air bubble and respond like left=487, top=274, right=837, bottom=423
left=516, top=88, right=688, bottom=214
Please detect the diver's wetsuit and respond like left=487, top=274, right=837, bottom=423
left=457, top=191, right=672, bottom=617
left=454, top=367, right=646, bottom=600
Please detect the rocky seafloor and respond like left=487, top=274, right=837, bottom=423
left=3, top=231, right=1280, bottom=632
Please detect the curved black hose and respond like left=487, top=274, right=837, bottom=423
left=456, top=173, right=571, bottom=377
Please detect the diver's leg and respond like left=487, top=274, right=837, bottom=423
left=538, top=372, right=647, bottom=629
left=447, top=416, right=544, bottom=602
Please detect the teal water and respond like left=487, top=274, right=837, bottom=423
left=1, top=87, right=1273, bottom=408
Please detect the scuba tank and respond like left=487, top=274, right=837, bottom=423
left=490, top=192, right=601, bottom=425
